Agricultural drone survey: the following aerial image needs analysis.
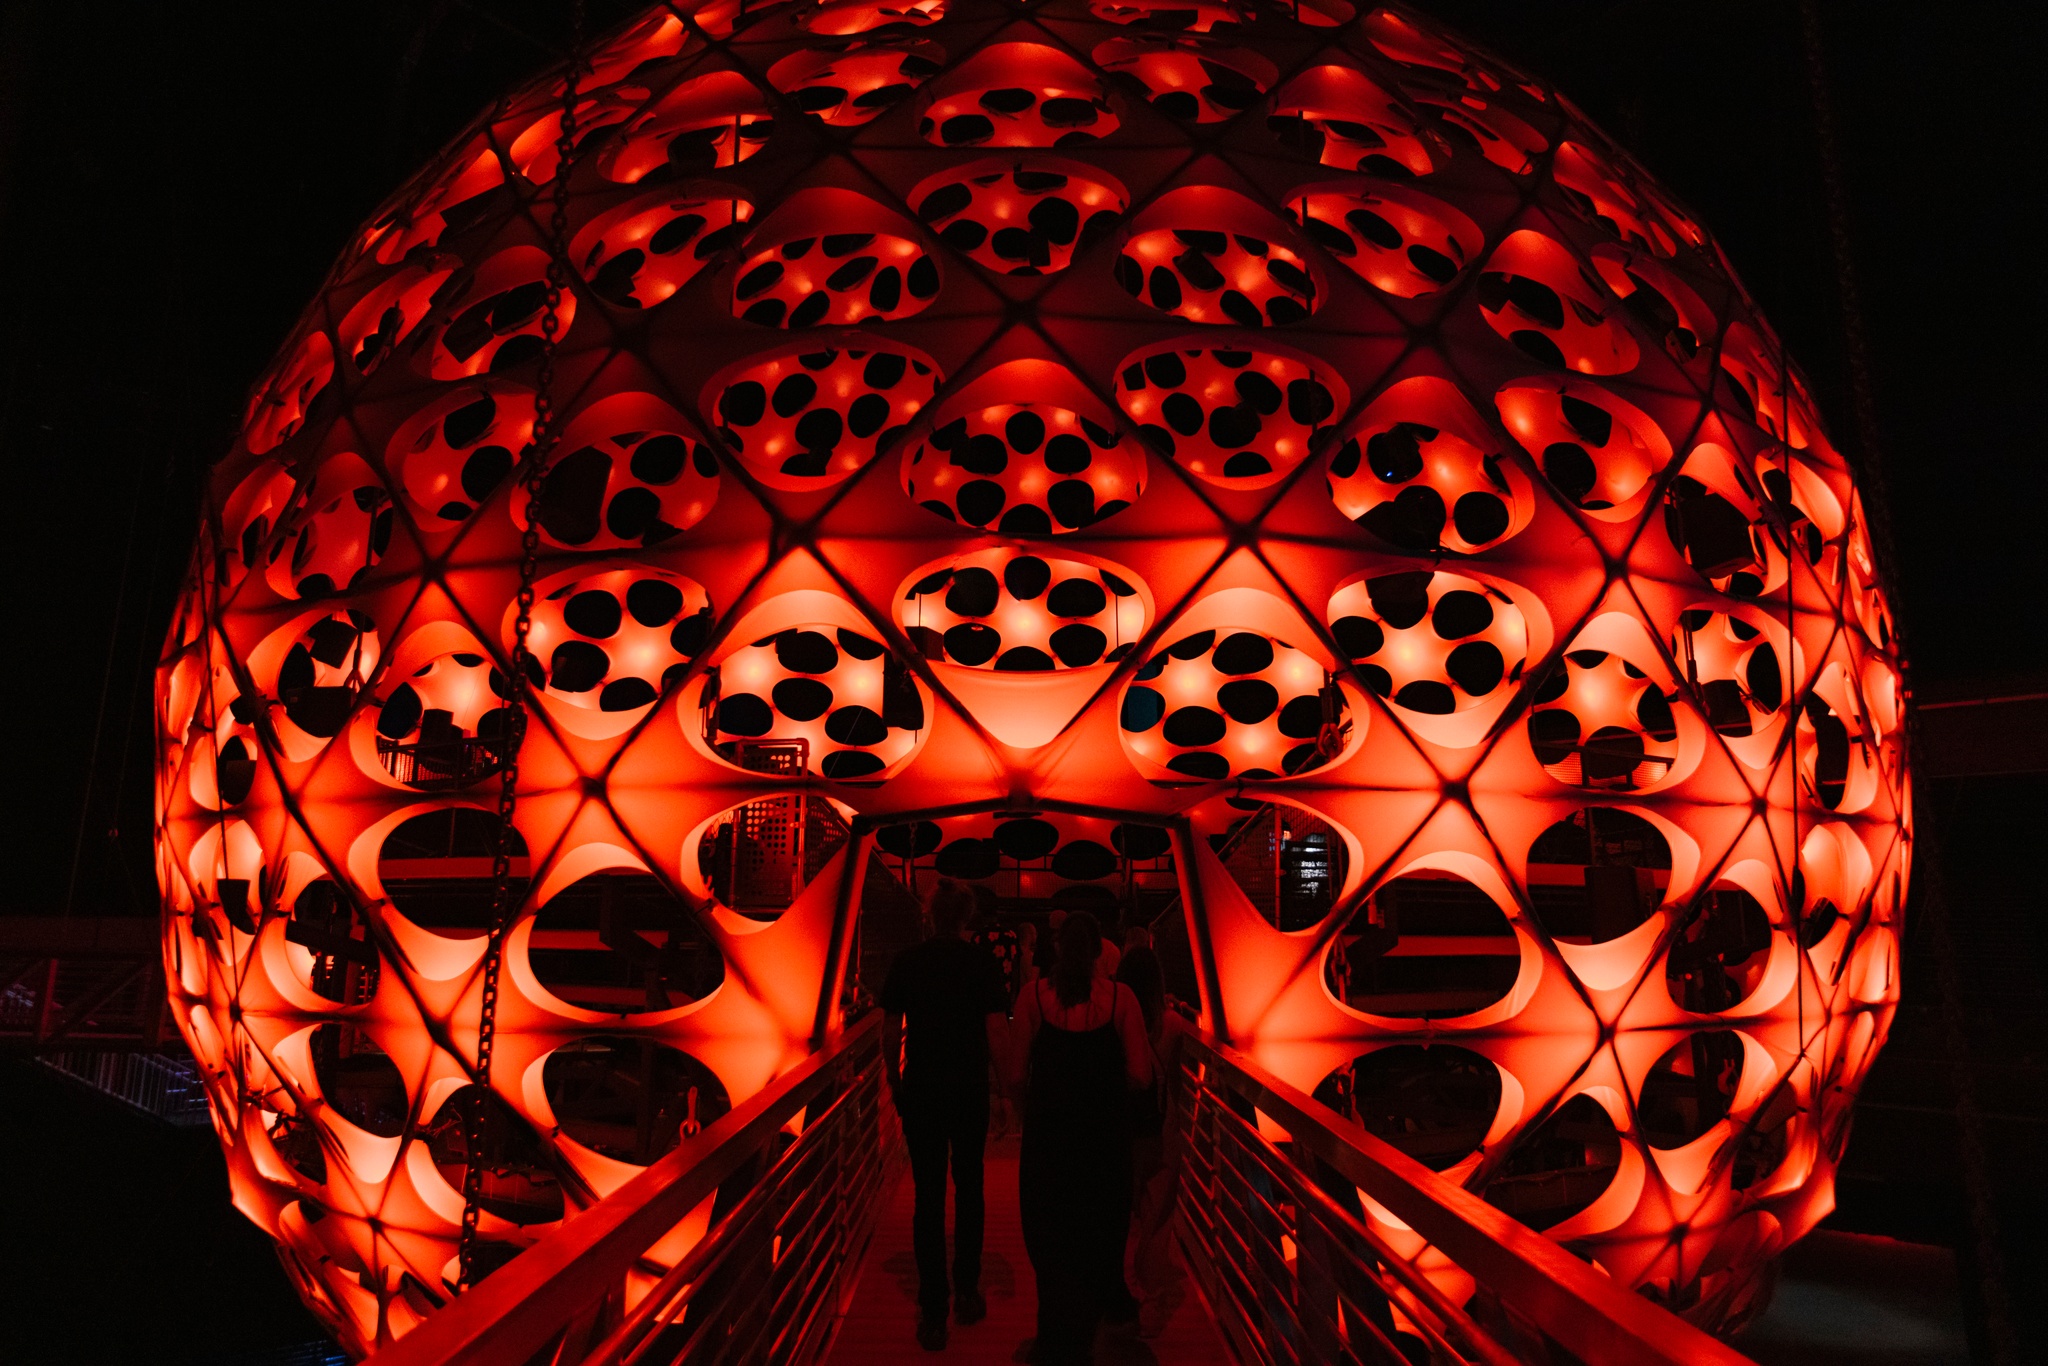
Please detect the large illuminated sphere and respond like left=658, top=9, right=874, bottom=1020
left=156, top=0, right=1908, bottom=1350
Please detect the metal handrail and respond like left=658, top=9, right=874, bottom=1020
left=1173, top=1032, right=1758, bottom=1366
left=375, top=732, right=513, bottom=791
left=365, top=1011, right=894, bottom=1366
left=1141, top=802, right=1269, bottom=934
left=361, top=997, right=1758, bottom=1366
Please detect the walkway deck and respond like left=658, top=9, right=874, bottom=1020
left=826, top=1134, right=1231, bottom=1366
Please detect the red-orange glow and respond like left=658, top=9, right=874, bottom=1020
left=160, top=1, right=1907, bottom=1351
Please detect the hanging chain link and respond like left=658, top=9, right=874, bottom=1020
left=459, top=1, right=585, bottom=1292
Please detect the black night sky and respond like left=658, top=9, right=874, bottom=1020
left=0, top=2, right=2040, bottom=1361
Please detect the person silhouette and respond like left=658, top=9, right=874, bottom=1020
left=882, top=878, right=1012, bottom=1350
left=1008, top=911, right=1154, bottom=1364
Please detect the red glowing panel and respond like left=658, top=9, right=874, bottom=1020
left=1525, top=643, right=1683, bottom=792
left=1090, top=0, right=1242, bottom=30
left=363, top=147, right=505, bottom=267
left=243, top=332, right=334, bottom=455
left=903, top=400, right=1145, bottom=534
left=1478, top=231, right=1638, bottom=374
left=803, top=0, right=947, bottom=35
left=1116, top=344, right=1342, bottom=487
left=1116, top=227, right=1317, bottom=326
left=1328, top=375, right=1529, bottom=553
left=575, top=191, right=752, bottom=310
left=581, top=10, right=690, bottom=86
left=899, top=549, right=1147, bottom=670
left=262, top=452, right=392, bottom=601
left=1590, top=244, right=1714, bottom=365
left=769, top=41, right=943, bottom=125
left=919, top=43, right=1118, bottom=147
left=600, top=70, right=772, bottom=183
left=1270, top=64, right=1439, bottom=176
left=913, top=164, right=1126, bottom=275
left=1292, top=183, right=1482, bottom=298
left=530, top=568, right=712, bottom=713
left=163, top=2, right=1908, bottom=1350
left=521, top=394, right=721, bottom=550
left=1496, top=376, right=1668, bottom=516
left=1555, top=142, right=1677, bottom=257
left=373, top=649, right=517, bottom=788
left=506, top=92, right=641, bottom=184
left=1119, top=629, right=1353, bottom=781
left=703, top=626, right=929, bottom=781
left=1092, top=37, right=1274, bottom=123
left=732, top=231, right=937, bottom=328
left=1327, top=570, right=1528, bottom=719
left=429, top=248, right=580, bottom=380
left=712, top=345, right=938, bottom=486
left=339, top=264, right=454, bottom=379
left=1407, top=90, right=1547, bottom=174
left=386, top=382, right=537, bottom=528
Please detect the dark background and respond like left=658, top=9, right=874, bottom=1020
left=0, top=1, right=2039, bottom=1362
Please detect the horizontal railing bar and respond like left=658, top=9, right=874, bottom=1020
left=599, top=1051, right=881, bottom=1366
left=366, top=1013, right=882, bottom=1366
left=1294, top=1232, right=1424, bottom=1366
left=1181, top=1196, right=1294, bottom=1366
left=767, top=1229, right=844, bottom=1363
left=1196, top=1071, right=1505, bottom=1366
left=663, top=1072, right=892, bottom=1366
left=1291, top=1190, right=1486, bottom=1366
left=1188, top=1034, right=1757, bottom=1366
left=1187, top=1103, right=1490, bottom=1366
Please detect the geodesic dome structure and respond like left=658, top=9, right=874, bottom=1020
left=155, top=0, right=1909, bottom=1351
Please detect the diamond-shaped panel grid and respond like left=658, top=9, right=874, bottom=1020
left=156, top=0, right=1907, bottom=1350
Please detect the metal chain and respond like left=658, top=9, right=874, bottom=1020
left=459, top=1, right=585, bottom=1292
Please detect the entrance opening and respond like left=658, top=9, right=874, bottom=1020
left=541, top=1035, right=731, bottom=1166
left=1482, top=1094, right=1622, bottom=1230
left=266, top=1110, right=327, bottom=1184
left=378, top=808, right=530, bottom=936
left=858, top=812, right=1196, bottom=1014
left=1316, top=1044, right=1501, bottom=1171
left=1210, top=802, right=1346, bottom=931
left=1527, top=807, right=1670, bottom=944
left=309, top=1022, right=408, bottom=1137
left=698, top=792, right=850, bottom=919
left=420, top=1085, right=566, bottom=1224
left=1666, top=886, right=1771, bottom=1012
left=287, top=879, right=380, bottom=1005
left=875, top=810, right=1177, bottom=947
left=1327, top=872, right=1519, bottom=1018
left=1638, top=1030, right=1744, bottom=1149
left=529, top=872, right=725, bottom=1014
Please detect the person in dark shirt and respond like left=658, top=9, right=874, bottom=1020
left=882, top=878, right=1011, bottom=1350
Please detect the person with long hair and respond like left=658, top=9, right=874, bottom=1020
left=1009, top=911, right=1153, bottom=1363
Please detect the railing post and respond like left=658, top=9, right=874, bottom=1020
left=1175, top=1033, right=1760, bottom=1366
left=1167, top=820, right=1229, bottom=1043
left=34, top=958, right=59, bottom=1045
left=1294, top=1206, right=1346, bottom=1364
left=812, top=828, right=872, bottom=1048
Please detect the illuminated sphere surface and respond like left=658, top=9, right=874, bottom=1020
left=155, top=0, right=1909, bottom=1350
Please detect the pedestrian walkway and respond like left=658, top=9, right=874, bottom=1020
left=825, top=1134, right=1231, bottom=1366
